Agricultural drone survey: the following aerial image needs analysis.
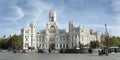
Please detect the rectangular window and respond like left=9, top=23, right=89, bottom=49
left=25, top=30, right=29, bottom=33
left=43, top=44, right=44, bottom=48
left=25, top=43, right=29, bottom=48
left=39, top=39, right=41, bottom=41
left=46, top=44, right=47, bottom=48
left=25, top=36, right=28, bottom=41
left=60, top=44, right=62, bottom=48
left=40, top=44, right=41, bottom=48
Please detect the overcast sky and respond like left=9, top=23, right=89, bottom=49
left=0, top=0, right=120, bottom=37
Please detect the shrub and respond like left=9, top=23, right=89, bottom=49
left=28, top=47, right=35, bottom=51
left=88, top=48, right=93, bottom=54
left=48, top=49, right=51, bottom=53
left=60, top=48, right=82, bottom=53
left=60, top=48, right=68, bottom=53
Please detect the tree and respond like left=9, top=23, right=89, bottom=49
left=103, top=36, right=120, bottom=47
left=111, top=36, right=120, bottom=46
left=9, top=35, right=22, bottom=50
left=0, top=38, right=9, bottom=49
left=90, top=41, right=100, bottom=49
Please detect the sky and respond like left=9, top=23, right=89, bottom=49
left=0, top=0, right=120, bottom=37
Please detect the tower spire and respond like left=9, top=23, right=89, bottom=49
left=105, top=24, right=108, bottom=34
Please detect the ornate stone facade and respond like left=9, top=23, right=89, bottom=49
left=21, top=10, right=101, bottom=50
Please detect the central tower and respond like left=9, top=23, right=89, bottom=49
left=45, top=10, right=59, bottom=50
left=46, top=10, right=58, bottom=34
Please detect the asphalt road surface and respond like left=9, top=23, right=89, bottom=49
left=0, top=52, right=120, bottom=60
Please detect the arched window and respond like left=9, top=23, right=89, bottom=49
left=49, top=26, right=56, bottom=33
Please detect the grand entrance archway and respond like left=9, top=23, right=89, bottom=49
left=49, top=43, right=55, bottom=50
left=49, top=37, right=56, bottom=51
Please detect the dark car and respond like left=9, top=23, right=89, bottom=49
left=98, top=48, right=108, bottom=56
left=22, top=50, right=27, bottom=53
left=38, top=49, right=43, bottom=53
left=13, top=50, right=20, bottom=53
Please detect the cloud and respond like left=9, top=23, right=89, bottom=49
left=18, top=0, right=66, bottom=30
left=111, top=0, right=120, bottom=23
left=111, top=0, right=120, bottom=12
left=0, top=0, right=24, bottom=21
left=0, top=6, right=24, bottom=21
left=20, top=0, right=53, bottom=20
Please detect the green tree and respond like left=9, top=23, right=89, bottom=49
left=103, top=36, right=120, bottom=47
left=9, top=35, right=22, bottom=50
left=90, top=41, right=100, bottom=49
left=111, top=36, right=120, bottom=47
left=0, top=38, right=9, bottom=49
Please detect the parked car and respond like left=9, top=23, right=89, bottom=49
left=13, top=50, right=20, bottom=53
left=38, top=49, right=43, bottom=53
left=22, top=50, right=28, bottom=53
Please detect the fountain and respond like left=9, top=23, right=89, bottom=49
left=76, top=35, right=80, bottom=49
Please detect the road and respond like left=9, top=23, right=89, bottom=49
left=0, top=52, right=120, bottom=60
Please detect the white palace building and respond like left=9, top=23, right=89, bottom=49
left=21, top=10, right=101, bottom=50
